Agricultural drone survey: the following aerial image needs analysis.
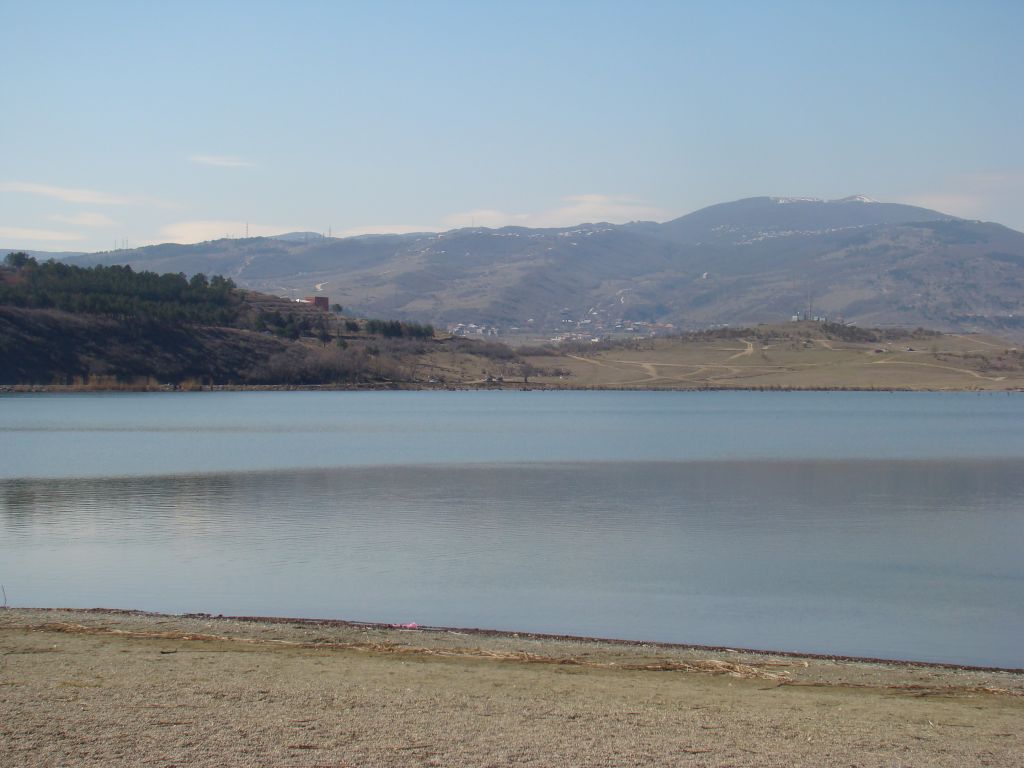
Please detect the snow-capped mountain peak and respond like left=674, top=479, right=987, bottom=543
left=770, top=195, right=879, bottom=205
left=833, top=195, right=878, bottom=204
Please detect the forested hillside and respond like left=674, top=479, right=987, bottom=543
left=0, top=252, right=239, bottom=325
left=0, top=253, right=522, bottom=387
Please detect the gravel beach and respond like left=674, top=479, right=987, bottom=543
left=2, top=608, right=1022, bottom=767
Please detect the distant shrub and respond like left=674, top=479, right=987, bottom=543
left=819, top=322, right=879, bottom=343
left=364, top=318, right=435, bottom=339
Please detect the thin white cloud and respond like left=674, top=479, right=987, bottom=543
left=320, top=195, right=671, bottom=241
left=336, top=223, right=436, bottom=237
left=189, top=155, right=255, bottom=168
left=0, top=226, right=82, bottom=242
left=898, top=194, right=984, bottom=218
left=441, top=209, right=531, bottom=229
left=0, top=181, right=177, bottom=209
left=550, top=193, right=672, bottom=225
left=899, top=170, right=1024, bottom=223
left=0, top=181, right=135, bottom=205
left=50, top=211, right=117, bottom=228
left=441, top=194, right=671, bottom=230
left=158, top=220, right=303, bottom=244
left=138, top=195, right=665, bottom=246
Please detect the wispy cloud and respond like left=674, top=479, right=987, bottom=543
left=157, top=220, right=301, bottom=244
left=439, top=209, right=527, bottom=229
left=441, top=194, right=671, bottom=230
left=0, top=181, right=136, bottom=205
left=336, top=223, right=435, bottom=237
left=136, top=195, right=666, bottom=246
left=899, top=170, right=1024, bottom=223
left=189, top=155, right=255, bottom=168
left=898, top=193, right=985, bottom=218
left=326, top=194, right=670, bottom=240
left=0, top=181, right=177, bottom=209
left=545, top=193, right=672, bottom=226
left=0, top=225, right=82, bottom=242
left=50, top=211, right=117, bottom=228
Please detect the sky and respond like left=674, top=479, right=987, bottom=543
left=2, top=0, right=1023, bottom=252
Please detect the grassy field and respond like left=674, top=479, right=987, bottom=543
left=523, top=324, right=1024, bottom=391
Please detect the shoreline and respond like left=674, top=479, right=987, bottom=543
left=3, top=382, right=1023, bottom=393
left=19, top=606, right=1023, bottom=674
left=2, top=607, right=1022, bottom=767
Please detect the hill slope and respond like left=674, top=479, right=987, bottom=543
left=0, top=257, right=524, bottom=387
left=48, top=196, right=1024, bottom=338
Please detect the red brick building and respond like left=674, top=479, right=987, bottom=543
left=304, top=296, right=330, bottom=310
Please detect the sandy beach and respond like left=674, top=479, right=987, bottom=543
left=1, top=608, right=1022, bottom=767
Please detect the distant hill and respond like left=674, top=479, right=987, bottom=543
left=0, top=247, right=88, bottom=260
left=269, top=231, right=327, bottom=242
left=5, top=251, right=1021, bottom=391
left=629, top=195, right=952, bottom=244
left=50, top=196, right=1024, bottom=339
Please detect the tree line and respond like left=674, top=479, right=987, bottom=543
left=363, top=318, right=435, bottom=339
left=3, top=251, right=436, bottom=341
left=2, top=252, right=240, bottom=325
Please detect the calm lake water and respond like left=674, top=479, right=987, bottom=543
left=2, top=391, right=1022, bottom=667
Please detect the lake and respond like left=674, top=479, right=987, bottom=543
left=2, top=390, right=1022, bottom=667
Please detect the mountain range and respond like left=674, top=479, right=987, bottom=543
left=15, top=195, right=1024, bottom=338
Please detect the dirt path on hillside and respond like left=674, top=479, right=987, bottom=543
left=726, top=340, right=755, bottom=360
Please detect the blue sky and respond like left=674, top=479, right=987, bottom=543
left=2, top=0, right=1023, bottom=251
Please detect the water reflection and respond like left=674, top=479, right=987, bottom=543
left=3, top=460, right=1023, bottom=667
left=3, top=391, right=1024, bottom=479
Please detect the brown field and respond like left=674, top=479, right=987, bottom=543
left=525, top=327, right=1024, bottom=391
